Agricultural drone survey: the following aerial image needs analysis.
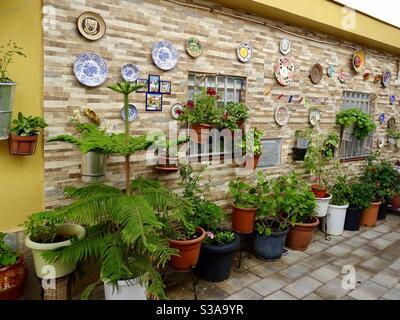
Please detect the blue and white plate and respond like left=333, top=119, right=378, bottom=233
left=74, top=52, right=108, bottom=87
left=121, top=64, right=139, bottom=82
left=152, top=40, right=179, bottom=71
left=120, top=104, right=138, bottom=122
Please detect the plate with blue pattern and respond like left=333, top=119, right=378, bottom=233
left=74, top=52, right=108, bottom=87
left=152, top=40, right=179, bottom=71
left=121, top=64, right=140, bottom=82
left=120, top=104, right=138, bottom=122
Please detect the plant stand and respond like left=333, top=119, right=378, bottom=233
left=38, top=274, right=73, bottom=300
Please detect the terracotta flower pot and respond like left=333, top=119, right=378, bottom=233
left=0, top=255, right=28, bottom=300
left=168, top=227, right=206, bottom=272
left=360, top=201, right=381, bottom=227
left=154, top=155, right=179, bottom=172
left=311, top=185, right=327, bottom=198
left=8, top=133, right=38, bottom=155
left=244, top=155, right=260, bottom=170
left=285, top=217, right=320, bottom=251
left=191, top=124, right=214, bottom=144
left=391, top=194, right=400, bottom=208
left=232, top=205, right=257, bottom=234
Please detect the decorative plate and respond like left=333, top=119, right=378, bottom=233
left=77, top=11, right=106, bottom=41
left=374, top=74, right=382, bottom=84
left=379, top=113, right=385, bottom=124
left=152, top=40, right=179, bottom=71
left=274, top=57, right=294, bottom=86
left=310, top=63, right=323, bottom=84
left=390, top=95, right=396, bottom=105
left=186, top=37, right=203, bottom=58
left=352, top=50, right=365, bottom=73
left=382, top=71, right=391, bottom=87
left=237, top=42, right=252, bottom=63
left=388, top=117, right=396, bottom=130
left=171, top=103, right=184, bottom=120
left=327, top=64, right=335, bottom=78
left=275, top=105, right=290, bottom=126
left=309, top=108, right=321, bottom=126
left=121, top=64, right=139, bottom=82
left=120, top=104, right=138, bottom=122
left=363, top=70, right=371, bottom=81
left=73, top=52, right=108, bottom=87
left=377, top=136, right=385, bottom=149
left=280, top=39, right=291, bottom=55
left=338, top=70, right=347, bottom=83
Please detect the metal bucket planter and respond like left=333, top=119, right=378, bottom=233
left=0, top=83, right=16, bottom=140
left=81, top=151, right=106, bottom=183
left=296, top=137, right=309, bottom=149
left=342, top=125, right=354, bottom=142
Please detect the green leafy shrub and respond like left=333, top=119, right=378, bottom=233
left=217, top=102, right=249, bottom=130
left=336, top=108, right=376, bottom=140
left=347, top=182, right=374, bottom=209
left=229, top=178, right=258, bottom=209
left=329, top=174, right=350, bottom=206
left=10, top=112, right=47, bottom=136
left=0, top=232, right=18, bottom=267
left=241, top=128, right=263, bottom=156
left=24, top=212, right=65, bottom=244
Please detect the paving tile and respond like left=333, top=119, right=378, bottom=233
left=317, top=235, right=344, bottom=246
left=282, top=276, right=323, bottom=299
left=370, top=269, right=400, bottom=289
left=355, top=267, right=374, bottom=284
left=196, top=284, right=229, bottom=300
left=376, top=240, right=400, bottom=261
left=302, top=293, right=323, bottom=300
left=249, top=260, right=288, bottom=278
left=359, top=257, right=393, bottom=273
left=382, top=231, right=400, bottom=241
left=359, top=230, right=382, bottom=240
left=341, top=230, right=359, bottom=238
left=279, top=262, right=316, bottom=280
left=303, top=252, right=336, bottom=268
left=348, top=280, right=388, bottom=300
left=249, top=273, right=291, bottom=297
left=333, top=255, right=363, bottom=268
left=240, top=256, right=263, bottom=269
left=342, top=236, right=369, bottom=248
left=225, top=288, right=262, bottom=300
left=352, top=246, right=381, bottom=261
left=368, top=237, right=393, bottom=250
left=280, top=250, right=310, bottom=265
left=373, top=224, right=393, bottom=233
left=315, top=278, right=351, bottom=299
left=263, top=290, right=296, bottom=300
left=325, top=244, right=353, bottom=257
left=215, top=270, right=261, bottom=295
left=388, top=258, right=400, bottom=272
left=382, top=284, right=400, bottom=300
left=304, top=241, right=330, bottom=255
left=310, top=264, right=342, bottom=283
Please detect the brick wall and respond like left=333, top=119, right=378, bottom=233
left=43, top=0, right=400, bottom=210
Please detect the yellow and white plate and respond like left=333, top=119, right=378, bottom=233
left=237, top=42, right=252, bottom=63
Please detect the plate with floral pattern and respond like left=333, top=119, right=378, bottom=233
left=121, top=64, right=139, bottom=82
left=280, top=39, right=291, bottom=55
left=382, top=71, right=391, bottom=87
left=237, top=42, right=253, bottom=63
left=274, top=57, right=294, bottom=86
left=275, top=105, right=290, bottom=126
left=171, top=103, right=184, bottom=120
left=186, top=37, right=203, bottom=58
left=352, top=50, right=365, bottom=73
left=152, top=40, right=179, bottom=71
left=74, top=52, right=108, bottom=87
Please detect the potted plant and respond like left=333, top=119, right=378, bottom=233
left=224, top=101, right=249, bottom=128
left=253, top=173, right=291, bottom=260
left=305, top=131, right=339, bottom=198
left=48, top=109, right=108, bottom=182
left=152, top=133, right=189, bottom=172
left=325, top=174, right=350, bottom=236
left=229, top=177, right=259, bottom=234
left=24, top=211, right=86, bottom=280
left=180, top=163, right=239, bottom=282
left=0, top=232, right=28, bottom=300
left=336, top=108, right=376, bottom=141
left=8, top=112, right=47, bottom=155
left=0, top=42, right=26, bottom=140
left=293, top=129, right=312, bottom=161
left=178, top=87, right=221, bottom=143
left=344, top=181, right=374, bottom=231
left=241, top=128, right=264, bottom=170
left=387, top=128, right=400, bottom=147
left=282, top=173, right=318, bottom=251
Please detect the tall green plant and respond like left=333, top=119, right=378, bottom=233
left=0, top=41, right=26, bottom=83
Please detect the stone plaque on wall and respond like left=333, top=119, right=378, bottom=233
left=258, top=139, right=282, bottom=167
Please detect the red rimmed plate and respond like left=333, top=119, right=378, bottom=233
left=274, top=57, right=294, bottom=86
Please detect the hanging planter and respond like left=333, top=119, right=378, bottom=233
left=190, top=124, right=214, bottom=144
left=9, top=133, right=38, bottom=155
left=243, top=154, right=260, bottom=170
left=81, top=151, right=106, bottom=183
left=293, top=147, right=307, bottom=161
left=0, top=83, right=15, bottom=140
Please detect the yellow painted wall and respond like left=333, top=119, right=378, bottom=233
left=214, top=0, right=400, bottom=55
left=0, top=0, right=44, bottom=232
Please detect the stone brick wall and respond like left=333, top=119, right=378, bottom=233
left=43, top=0, right=400, bottom=210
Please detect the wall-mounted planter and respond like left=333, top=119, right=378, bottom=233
left=293, top=147, right=307, bottom=161
left=154, top=155, right=179, bottom=172
left=191, top=124, right=214, bottom=144
left=81, top=151, right=106, bottom=183
left=296, top=137, right=309, bottom=149
left=0, top=83, right=16, bottom=140
left=243, top=154, right=260, bottom=170
left=8, top=133, right=38, bottom=155
left=342, top=125, right=354, bottom=142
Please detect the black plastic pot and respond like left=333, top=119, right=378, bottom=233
left=344, top=207, right=363, bottom=231
left=253, top=228, right=289, bottom=261
left=377, top=203, right=388, bottom=221
left=196, top=234, right=240, bottom=282
left=293, top=148, right=307, bottom=161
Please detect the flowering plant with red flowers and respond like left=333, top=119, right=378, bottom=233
left=178, top=88, right=222, bottom=126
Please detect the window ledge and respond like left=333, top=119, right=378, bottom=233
left=340, top=156, right=368, bottom=163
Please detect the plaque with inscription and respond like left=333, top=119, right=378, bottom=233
left=258, top=139, right=282, bottom=167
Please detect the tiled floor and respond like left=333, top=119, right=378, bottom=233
left=166, top=211, right=400, bottom=300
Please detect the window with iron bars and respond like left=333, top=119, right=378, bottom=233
left=186, top=73, right=246, bottom=161
left=339, top=91, right=374, bottom=160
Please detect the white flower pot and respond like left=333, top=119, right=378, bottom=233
left=104, top=279, right=147, bottom=300
left=316, top=194, right=332, bottom=218
left=325, top=204, right=349, bottom=236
